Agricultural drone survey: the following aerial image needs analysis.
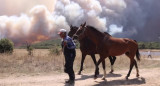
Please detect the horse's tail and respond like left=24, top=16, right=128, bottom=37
left=134, top=40, right=141, bottom=61
left=136, top=48, right=140, bottom=61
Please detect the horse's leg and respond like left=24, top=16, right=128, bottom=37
left=91, top=54, right=99, bottom=75
left=111, top=56, right=116, bottom=72
left=94, top=57, right=105, bottom=79
left=126, top=58, right=135, bottom=79
left=101, top=60, right=106, bottom=80
left=108, top=56, right=116, bottom=73
left=134, top=59, right=139, bottom=77
left=112, top=56, right=116, bottom=65
left=108, top=56, right=113, bottom=73
left=78, top=54, right=86, bottom=75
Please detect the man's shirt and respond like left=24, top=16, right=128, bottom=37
left=61, top=36, right=76, bottom=50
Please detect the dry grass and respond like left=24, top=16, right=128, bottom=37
left=0, top=49, right=160, bottom=76
left=0, top=49, right=64, bottom=75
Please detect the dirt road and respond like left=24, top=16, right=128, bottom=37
left=0, top=68, right=159, bottom=86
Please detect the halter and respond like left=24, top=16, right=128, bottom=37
left=74, top=26, right=87, bottom=41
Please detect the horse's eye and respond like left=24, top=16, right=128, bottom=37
left=77, top=30, right=82, bottom=35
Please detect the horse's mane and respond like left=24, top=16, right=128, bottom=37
left=104, top=32, right=111, bottom=36
left=86, top=25, right=102, bottom=34
left=74, top=26, right=78, bottom=29
left=72, top=26, right=78, bottom=30
left=86, top=25, right=111, bottom=37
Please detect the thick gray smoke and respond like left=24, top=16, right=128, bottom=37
left=0, top=0, right=160, bottom=45
left=54, top=0, right=160, bottom=41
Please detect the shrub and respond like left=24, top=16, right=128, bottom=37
left=26, top=43, right=34, bottom=55
left=0, top=38, right=14, bottom=53
left=49, top=45, right=61, bottom=55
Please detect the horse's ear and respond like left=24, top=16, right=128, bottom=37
left=70, top=25, right=73, bottom=29
left=83, top=22, right=86, bottom=27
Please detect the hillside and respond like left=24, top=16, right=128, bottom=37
left=19, top=39, right=160, bottom=49
left=32, top=39, right=62, bottom=49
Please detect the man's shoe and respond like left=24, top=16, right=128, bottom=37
left=69, top=80, right=75, bottom=84
left=65, top=80, right=70, bottom=83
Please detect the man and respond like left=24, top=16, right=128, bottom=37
left=147, top=50, right=152, bottom=58
left=58, top=29, right=76, bottom=84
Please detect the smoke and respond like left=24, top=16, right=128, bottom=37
left=0, top=0, right=160, bottom=45
left=54, top=0, right=107, bottom=31
left=0, top=5, right=69, bottom=45
left=100, top=0, right=160, bottom=41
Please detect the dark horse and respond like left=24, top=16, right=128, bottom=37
left=74, top=22, right=140, bottom=80
left=68, top=25, right=116, bottom=77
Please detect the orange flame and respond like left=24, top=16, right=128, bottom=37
left=32, top=35, right=50, bottom=43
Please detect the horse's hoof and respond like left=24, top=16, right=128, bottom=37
left=94, top=77, right=97, bottom=80
left=94, top=76, right=97, bottom=80
left=125, top=76, right=129, bottom=80
left=101, top=77, right=106, bottom=80
left=109, top=70, right=114, bottom=74
left=136, top=74, right=140, bottom=77
left=77, top=72, right=81, bottom=75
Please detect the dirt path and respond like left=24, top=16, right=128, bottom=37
left=0, top=68, right=160, bottom=86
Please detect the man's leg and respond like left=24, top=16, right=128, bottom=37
left=64, top=54, right=71, bottom=83
left=68, top=68, right=75, bottom=81
left=68, top=51, right=76, bottom=84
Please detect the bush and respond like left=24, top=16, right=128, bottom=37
left=26, top=42, right=34, bottom=55
left=27, top=45, right=34, bottom=55
left=49, top=45, right=61, bottom=55
left=0, top=38, right=14, bottom=53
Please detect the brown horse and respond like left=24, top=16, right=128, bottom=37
left=74, top=22, right=140, bottom=80
left=68, top=25, right=116, bottom=76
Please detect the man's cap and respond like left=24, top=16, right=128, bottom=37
left=58, top=29, right=67, bottom=34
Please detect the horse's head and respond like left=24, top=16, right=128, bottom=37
left=68, top=25, right=78, bottom=38
left=73, top=22, right=86, bottom=40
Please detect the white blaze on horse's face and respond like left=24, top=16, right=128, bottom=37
left=76, top=26, right=83, bottom=36
left=74, top=25, right=86, bottom=40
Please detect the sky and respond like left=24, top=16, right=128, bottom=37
left=0, top=0, right=160, bottom=45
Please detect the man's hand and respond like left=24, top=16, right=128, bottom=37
left=63, top=41, right=67, bottom=46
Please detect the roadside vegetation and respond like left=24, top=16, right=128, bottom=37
left=138, top=42, right=160, bottom=49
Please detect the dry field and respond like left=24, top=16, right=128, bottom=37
left=0, top=49, right=160, bottom=86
